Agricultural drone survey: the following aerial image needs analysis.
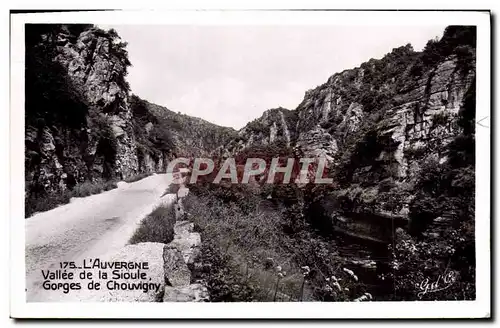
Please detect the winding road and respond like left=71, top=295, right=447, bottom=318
left=25, top=173, right=174, bottom=302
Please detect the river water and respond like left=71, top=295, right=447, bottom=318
left=333, top=232, right=397, bottom=301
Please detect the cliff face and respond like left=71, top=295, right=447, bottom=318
left=25, top=25, right=139, bottom=194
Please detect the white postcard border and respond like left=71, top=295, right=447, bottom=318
left=10, top=9, right=491, bottom=319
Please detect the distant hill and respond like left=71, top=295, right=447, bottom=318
left=130, top=95, right=237, bottom=159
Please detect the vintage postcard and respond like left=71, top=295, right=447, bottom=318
left=10, top=9, right=491, bottom=319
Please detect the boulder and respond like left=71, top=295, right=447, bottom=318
left=178, top=187, right=190, bottom=198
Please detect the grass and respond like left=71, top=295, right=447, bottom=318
left=25, top=178, right=118, bottom=218
left=25, top=190, right=73, bottom=217
left=129, top=204, right=176, bottom=245
left=183, top=184, right=368, bottom=302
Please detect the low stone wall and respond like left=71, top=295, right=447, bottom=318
left=164, top=184, right=209, bottom=301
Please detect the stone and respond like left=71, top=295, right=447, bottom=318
left=109, top=115, right=127, bottom=137
left=279, top=111, right=291, bottom=146
left=178, top=187, right=190, bottom=198
left=269, top=122, right=278, bottom=143
left=350, top=259, right=377, bottom=270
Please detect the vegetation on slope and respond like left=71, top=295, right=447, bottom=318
left=184, top=182, right=371, bottom=302
left=129, top=204, right=176, bottom=245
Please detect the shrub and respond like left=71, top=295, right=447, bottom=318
left=25, top=178, right=118, bottom=217
left=73, top=181, right=103, bottom=197
left=129, top=205, right=176, bottom=245
left=198, top=242, right=257, bottom=301
left=431, top=112, right=450, bottom=127
left=72, top=179, right=118, bottom=197
left=389, top=226, right=475, bottom=301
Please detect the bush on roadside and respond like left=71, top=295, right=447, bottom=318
left=25, top=190, right=73, bottom=217
left=72, top=179, right=118, bottom=197
left=129, top=204, right=176, bottom=245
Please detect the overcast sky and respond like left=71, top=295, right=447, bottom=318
left=101, top=25, right=446, bottom=129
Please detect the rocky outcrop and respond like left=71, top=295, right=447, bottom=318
left=296, top=127, right=338, bottom=162
left=223, top=107, right=297, bottom=154
left=56, top=27, right=140, bottom=179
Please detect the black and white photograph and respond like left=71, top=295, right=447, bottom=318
left=9, top=9, right=491, bottom=319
